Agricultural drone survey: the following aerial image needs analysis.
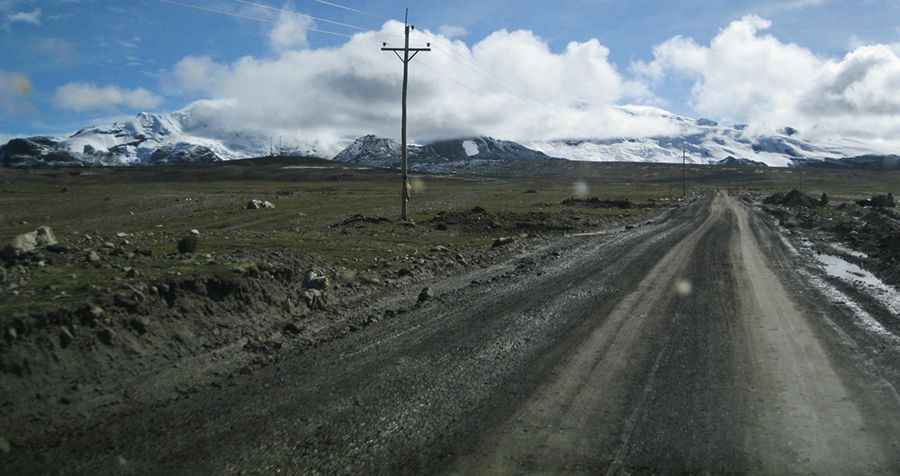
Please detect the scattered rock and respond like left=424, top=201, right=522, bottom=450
left=80, top=304, right=105, bottom=324
left=417, top=287, right=434, bottom=304
left=97, top=327, right=116, bottom=346
left=87, top=251, right=101, bottom=263
left=2, top=226, right=58, bottom=259
left=103, top=241, right=116, bottom=249
left=46, top=244, right=68, bottom=253
left=360, top=274, right=382, bottom=285
left=128, top=317, right=149, bottom=335
left=332, top=214, right=391, bottom=227
left=764, top=189, right=819, bottom=208
left=430, top=245, right=449, bottom=253
left=857, top=193, right=896, bottom=208
left=492, top=237, right=515, bottom=248
left=247, top=199, right=276, bottom=210
left=190, top=229, right=201, bottom=236
left=125, top=267, right=140, bottom=279
left=178, top=235, right=199, bottom=254
left=283, top=322, right=303, bottom=335
left=59, top=326, right=75, bottom=348
left=303, top=289, right=327, bottom=310
left=303, top=270, right=330, bottom=290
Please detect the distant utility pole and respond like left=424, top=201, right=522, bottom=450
left=682, top=145, right=687, bottom=199
left=382, top=8, right=430, bottom=221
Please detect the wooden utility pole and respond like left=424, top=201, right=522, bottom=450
left=382, top=9, right=430, bottom=221
left=682, top=145, right=687, bottom=199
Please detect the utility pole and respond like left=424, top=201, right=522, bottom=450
left=382, top=9, right=430, bottom=221
left=682, top=145, right=687, bottom=199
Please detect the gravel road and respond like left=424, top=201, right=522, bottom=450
left=8, top=191, right=900, bottom=475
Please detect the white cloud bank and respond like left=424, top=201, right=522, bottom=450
left=7, top=7, right=40, bottom=25
left=54, top=83, right=162, bottom=112
left=633, top=15, right=900, bottom=141
left=269, top=7, right=312, bottom=52
left=162, top=20, right=671, bottom=149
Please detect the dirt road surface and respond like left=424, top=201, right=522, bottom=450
left=8, top=191, right=900, bottom=474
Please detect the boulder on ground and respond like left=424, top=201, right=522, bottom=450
left=303, top=289, right=327, bottom=310
left=2, top=226, right=58, bottom=259
left=417, top=287, right=434, bottom=304
left=59, top=326, right=74, bottom=348
left=303, top=270, right=330, bottom=290
left=247, top=199, right=276, bottom=210
left=97, top=327, right=116, bottom=346
left=492, top=237, right=515, bottom=248
left=857, top=193, right=895, bottom=208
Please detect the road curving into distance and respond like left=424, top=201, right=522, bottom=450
left=10, top=191, right=900, bottom=475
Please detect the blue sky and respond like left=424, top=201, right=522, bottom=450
left=2, top=0, right=900, bottom=140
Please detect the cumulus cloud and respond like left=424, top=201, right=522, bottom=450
left=633, top=15, right=900, bottom=139
left=7, top=7, right=39, bottom=25
left=161, top=55, right=228, bottom=95
left=54, top=83, right=162, bottom=112
left=269, top=8, right=312, bottom=51
left=438, top=25, right=468, bottom=39
left=164, top=21, right=670, bottom=153
left=0, top=71, right=33, bottom=114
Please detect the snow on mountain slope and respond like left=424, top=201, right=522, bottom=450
left=462, top=140, right=479, bottom=157
left=3, top=102, right=898, bottom=168
left=525, top=106, right=900, bottom=167
left=333, top=135, right=558, bottom=171
left=9, top=103, right=330, bottom=166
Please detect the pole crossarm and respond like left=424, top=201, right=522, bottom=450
left=380, top=47, right=431, bottom=52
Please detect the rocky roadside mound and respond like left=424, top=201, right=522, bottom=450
left=758, top=190, right=900, bottom=285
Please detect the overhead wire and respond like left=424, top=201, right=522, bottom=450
left=230, top=0, right=367, bottom=31
left=310, top=0, right=389, bottom=21
left=159, top=0, right=354, bottom=38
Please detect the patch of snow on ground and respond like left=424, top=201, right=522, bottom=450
left=779, top=235, right=800, bottom=256
left=801, top=269, right=899, bottom=342
left=829, top=242, right=868, bottom=259
left=462, top=140, right=479, bottom=157
left=816, top=254, right=900, bottom=316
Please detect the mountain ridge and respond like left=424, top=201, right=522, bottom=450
left=2, top=104, right=898, bottom=169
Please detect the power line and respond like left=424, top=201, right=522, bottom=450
left=311, top=0, right=390, bottom=21
left=159, top=0, right=353, bottom=38
left=230, top=0, right=367, bottom=30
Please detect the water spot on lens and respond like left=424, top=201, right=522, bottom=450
left=410, top=177, right=426, bottom=193
left=675, top=279, right=692, bottom=297
left=573, top=180, right=590, bottom=198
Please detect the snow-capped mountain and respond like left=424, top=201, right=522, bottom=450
left=524, top=106, right=900, bottom=167
left=0, top=105, right=327, bottom=167
left=2, top=103, right=898, bottom=169
left=333, top=135, right=558, bottom=171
